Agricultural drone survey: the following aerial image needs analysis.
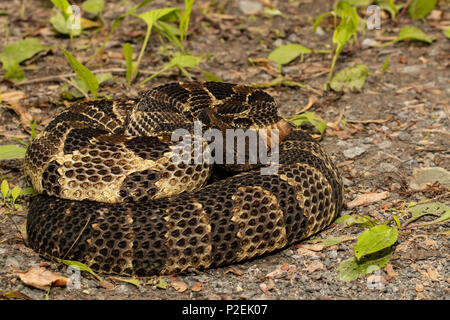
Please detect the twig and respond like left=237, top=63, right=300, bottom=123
left=62, top=78, right=89, bottom=99
left=15, top=68, right=158, bottom=86
left=62, top=214, right=91, bottom=259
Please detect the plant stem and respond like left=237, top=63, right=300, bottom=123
left=130, top=23, right=152, bottom=83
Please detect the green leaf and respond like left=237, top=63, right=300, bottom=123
left=394, top=26, right=435, bottom=44
left=263, top=7, right=283, bottom=17
left=1, top=180, right=9, bottom=199
left=110, top=277, right=140, bottom=287
left=30, top=119, right=37, bottom=140
left=155, top=278, right=167, bottom=289
left=313, top=12, right=332, bottom=33
left=131, top=7, right=181, bottom=81
left=408, top=0, right=437, bottom=20
left=406, top=201, right=444, bottom=219
left=444, top=28, right=450, bottom=39
left=136, top=8, right=180, bottom=28
left=141, top=53, right=201, bottom=84
left=268, top=44, right=312, bottom=66
left=20, top=187, right=37, bottom=196
left=0, top=145, right=27, bottom=159
left=50, top=11, right=81, bottom=36
left=343, top=0, right=371, bottom=6
left=123, top=43, right=133, bottom=84
left=58, top=259, right=103, bottom=281
left=378, top=0, right=400, bottom=18
left=354, top=225, right=398, bottom=259
left=286, top=112, right=327, bottom=137
left=62, top=49, right=99, bottom=98
left=337, top=248, right=394, bottom=281
left=381, top=56, right=389, bottom=75
left=51, top=0, right=71, bottom=20
left=10, top=186, right=21, bottom=203
left=392, top=215, right=401, bottom=229
left=406, top=201, right=450, bottom=226
left=201, top=71, right=221, bottom=82
left=334, top=214, right=377, bottom=228
left=82, top=0, right=104, bottom=15
left=180, top=0, right=194, bottom=42
left=61, top=73, right=111, bottom=100
left=330, top=64, right=369, bottom=92
left=91, top=0, right=153, bottom=59
left=0, top=38, right=45, bottom=81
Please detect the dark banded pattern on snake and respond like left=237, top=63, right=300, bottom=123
left=25, top=81, right=343, bottom=276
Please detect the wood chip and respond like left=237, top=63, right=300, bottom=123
left=296, top=247, right=325, bottom=257
left=300, top=243, right=324, bottom=252
left=17, top=267, right=68, bottom=291
left=99, top=281, right=115, bottom=290
left=384, top=264, right=398, bottom=278
left=346, top=191, right=389, bottom=209
left=225, top=267, right=244, bottom=276
left=426, top=265, right=440, bottom=282
left=415, top=282, right=424, bottom=292
left=171, top=279, right=188, bottom=293
left=304, top=260, right=325, bottom=273
left=191, top=282, right=202, bottom=292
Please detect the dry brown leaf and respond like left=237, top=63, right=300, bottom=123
left=0, top=290, right=33, bottom=300
left=191, top=282, right=202, bottom=292
left=346, top=191, right=389, bottom=209
left=99, top=281, right=115, bottom=290
left=423, top=238, right=437, bottom=246
left=259, top=279, right=275, bottom=295
left=171, top=279, right=188, bottom=293
left=384, top=264, right=398, bottom=278
left=17, top=267, right=68, bottom=291
left=304, top=260, right=325, bottom=273
left=2, top=91, right=25, bottom=103
left=427, top=10, right=442, bottom=20
left=264, top=268, right=284, bottom=279
left=301, top=243, right=324, bottom=252
left=415, top=282, right=424, bottom=292
left=225, top=267, right=244, bottom=276
left=296, top=247, right=324, bottom=257
left=426, top=266, right=440, bottom=282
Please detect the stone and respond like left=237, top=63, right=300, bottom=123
left=343, top=146, right=368, bottom=159
left=397, top=132, right=411, bottom=141
left=238, top=1, right=263, bottom=15
left=401, top=65, right=422, bottom=74
left=273, top=38, right=284, bottom=47
left=379, top=162, right=396, bottom=173
left=287, top=33, right=297, bottom=43
left=361, top=38, right=378, bottom=48
left=377, top=140, right=392, bottom=150
left=315, top=26, right=325, bottom=36
left=410, top=167, right=450, bottom=189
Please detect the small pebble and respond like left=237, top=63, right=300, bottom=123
left=238, top=1, right=263, bottom=15
left=287, top=33, right=297, bottom=42
left=343, top=146, right=368, bottom=159
left=379, top=162, right=396, bottom=173
left=315, top=26, right=325, bottom=36
left=397, top=132, right=411, bottom=141
left=361, top=38, right=378, bottom=48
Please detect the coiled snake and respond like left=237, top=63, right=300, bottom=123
left=25, top=81, right=343, bottom=276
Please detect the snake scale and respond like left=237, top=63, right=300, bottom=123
left=24, top=81, right=343, bottom=276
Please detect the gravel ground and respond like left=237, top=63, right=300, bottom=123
left=0, top=0, right=449, bottom=300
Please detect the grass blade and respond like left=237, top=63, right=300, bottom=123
left=62, top=48, right=98, bottom=98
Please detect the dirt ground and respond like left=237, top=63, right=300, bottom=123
left=0, top=0, right=449, bottom=300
